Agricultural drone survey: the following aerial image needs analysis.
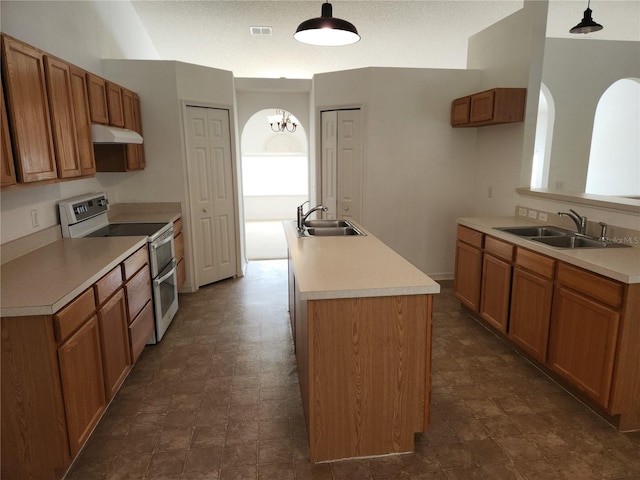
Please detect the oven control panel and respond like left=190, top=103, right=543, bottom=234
left=59, top=192, right=109, bottom=228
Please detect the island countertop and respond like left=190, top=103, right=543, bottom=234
left=283, top=221, right=440, bottom=300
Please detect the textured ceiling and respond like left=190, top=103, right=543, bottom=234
left=130, top=1, right=639, bottom=79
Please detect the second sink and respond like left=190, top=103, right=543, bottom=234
left=495, top=225, right=571, bottom=237
left=531, top=236, right=629, bottom=249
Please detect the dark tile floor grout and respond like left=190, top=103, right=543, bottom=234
left=67, top=259, right=640, bottom=480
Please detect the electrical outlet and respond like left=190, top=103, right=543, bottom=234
left=538, top=212, right=548, bottom=222
left=528, top=210, right=538, bottom=220
left=518, top=207, right=527, bottom=217
left=31, top=210, right=39, bottom=228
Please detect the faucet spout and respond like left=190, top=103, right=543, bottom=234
left=558, top=209, right=587, bottom=235
left=297, top=202, right=328, bottom=231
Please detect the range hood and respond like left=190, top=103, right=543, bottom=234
left=91, top=124, right=143, bottom=144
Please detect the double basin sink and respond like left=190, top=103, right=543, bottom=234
left=494, top=225, right=629, bottom=249
left=297, top=219, right=366, bottom=237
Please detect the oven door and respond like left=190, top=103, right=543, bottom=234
left=149, top=228, right=175, bottom=277
left=150, top=258, right=179, bottom=343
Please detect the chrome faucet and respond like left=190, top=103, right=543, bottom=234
left=558, top=209, right=588, bottom=235
left=297, top=201, right=328, bottom=231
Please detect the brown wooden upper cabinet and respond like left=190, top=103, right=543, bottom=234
left=0, top=74, right=17, bottom=187
left=86, top=72, right=109, bottom=124
left=69, top=66, right=96, bottom=176
left=87, top=73, right=125, bottom=128
left=106, top=82, right=125, bottom=127
left=451, top=88, right=527, bottom=127
left=44, top=56, right=83, bottom=179
left=1, top=34, right=58, bottom=183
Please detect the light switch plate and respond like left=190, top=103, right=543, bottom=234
left=518, top=207, right=527, bottom=217
left=528, top=210, right=538, bottom=219
left=538, top=212, right=548, bottom=222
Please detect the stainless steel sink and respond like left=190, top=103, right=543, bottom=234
left=296, top=219, right=366, bottom=237
left=531, top=236, right=630, bottom=249
left=304, top=219, right=351, bottom=228
left=305, top=226, right=364, bottom=236
left=494, top=226, right=571, bottom=237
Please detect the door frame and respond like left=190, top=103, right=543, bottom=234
left=180, top=100, right=243, bottom=292
left=315, top=104, right=367, bottom=220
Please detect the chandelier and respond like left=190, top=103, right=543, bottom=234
left=268, top=110, right=298, bottom=133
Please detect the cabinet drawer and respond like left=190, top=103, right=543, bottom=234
left=95, top=265, right=123, bottom=305
left=174, top=232, right=184, bottom=261
left=129, top=301, right=154, bottom=363
left=123, top=246, right=148, bottom=280
left=457, top=225, right=483, bottom=249
left=484, top=236, right=513, bottom=262
left=126, top=265, right=152, bottom=322
left=515, top=247, right=555, bottom=279
left=556, top=262, right=624, bottom=309
left=173, top=218, right=183, bottom=236
left=54, top=288, right=96, bottom=342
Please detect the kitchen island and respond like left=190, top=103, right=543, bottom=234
left=283, top=221, right=440, bottom=462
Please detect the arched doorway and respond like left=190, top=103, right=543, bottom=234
left=586, top=78, right=640, bottom=196
left=241, top=109, right=308, bottom=260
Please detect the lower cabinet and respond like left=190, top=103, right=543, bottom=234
left=454, top=226, right=483, bottom=311
left=548, top=262, right=623, bottom=410
left=58, top=316, right=106, bottom=457
left=97, top=289, right=131, bottom=401
left=549, top=286, right=619, bottom=408
left=479, top=237, right=513, bottom=333
left=454, top=223, right=640, bottom=431
left=1, top=246, right=154, bottom=479
left=508, top=249, right=555, bottom=362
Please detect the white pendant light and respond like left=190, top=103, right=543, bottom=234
left=294, top=1, right=360, bottom=46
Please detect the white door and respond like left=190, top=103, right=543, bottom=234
left=321, top=109, right=363, bottom=223
left=185, top=106, right=238, bottom=287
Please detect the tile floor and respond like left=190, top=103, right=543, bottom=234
left=67, top=260, right=640, bottom=480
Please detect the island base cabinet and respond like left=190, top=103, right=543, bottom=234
left=301, top=294, right=431, bottom=462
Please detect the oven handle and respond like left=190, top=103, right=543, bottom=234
left=154, top=258, right=178, bottom=286
left=150, top=230, right=174, bottom=251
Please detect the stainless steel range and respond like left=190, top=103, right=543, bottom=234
left=59, top=192, right=178, bottom=343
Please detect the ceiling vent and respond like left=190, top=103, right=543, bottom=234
left=250, top=26, right=272, bottom=36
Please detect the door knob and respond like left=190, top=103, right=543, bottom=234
left=344, top=206, right=350, bottom=211
left=202, top=208, right=207, bottom=213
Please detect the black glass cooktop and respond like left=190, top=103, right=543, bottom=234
left=87, top=223, right=169, bottom=238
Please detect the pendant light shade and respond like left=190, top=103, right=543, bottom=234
left=570, top=1, right=603, bottom=34
left=294, top=1, right=360, bottom=46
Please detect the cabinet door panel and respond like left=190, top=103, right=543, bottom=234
left=133, top=94, right=145, bottom=168
left=69, top=66, right=96, bottom=176
left=2, top=35, right=57, bottom=182
left=106, top=82, right=124, bottom=127
left=480, top=254, right=511, bottom=333
left=122, top=89, right=141, bottom=170
left=509, top=267, right=553, bottom=362
left=454, top=240, right=483, bottom=312
left=58, top=316, right=106, bottom=457
left=0, top=75, right=17, bottom=186
left=451, top=96, right=470, bottom=126
left=549, top=286, right=619, bottom=408
left=86, top=73, right=109, bottom=124
left=470, top=90, right=495, bottom=123
left=97, top=289, right=131, bottom=400
left=44, top=56, right=82, bottom=178
left=126, top=266, right=152, bottom=321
